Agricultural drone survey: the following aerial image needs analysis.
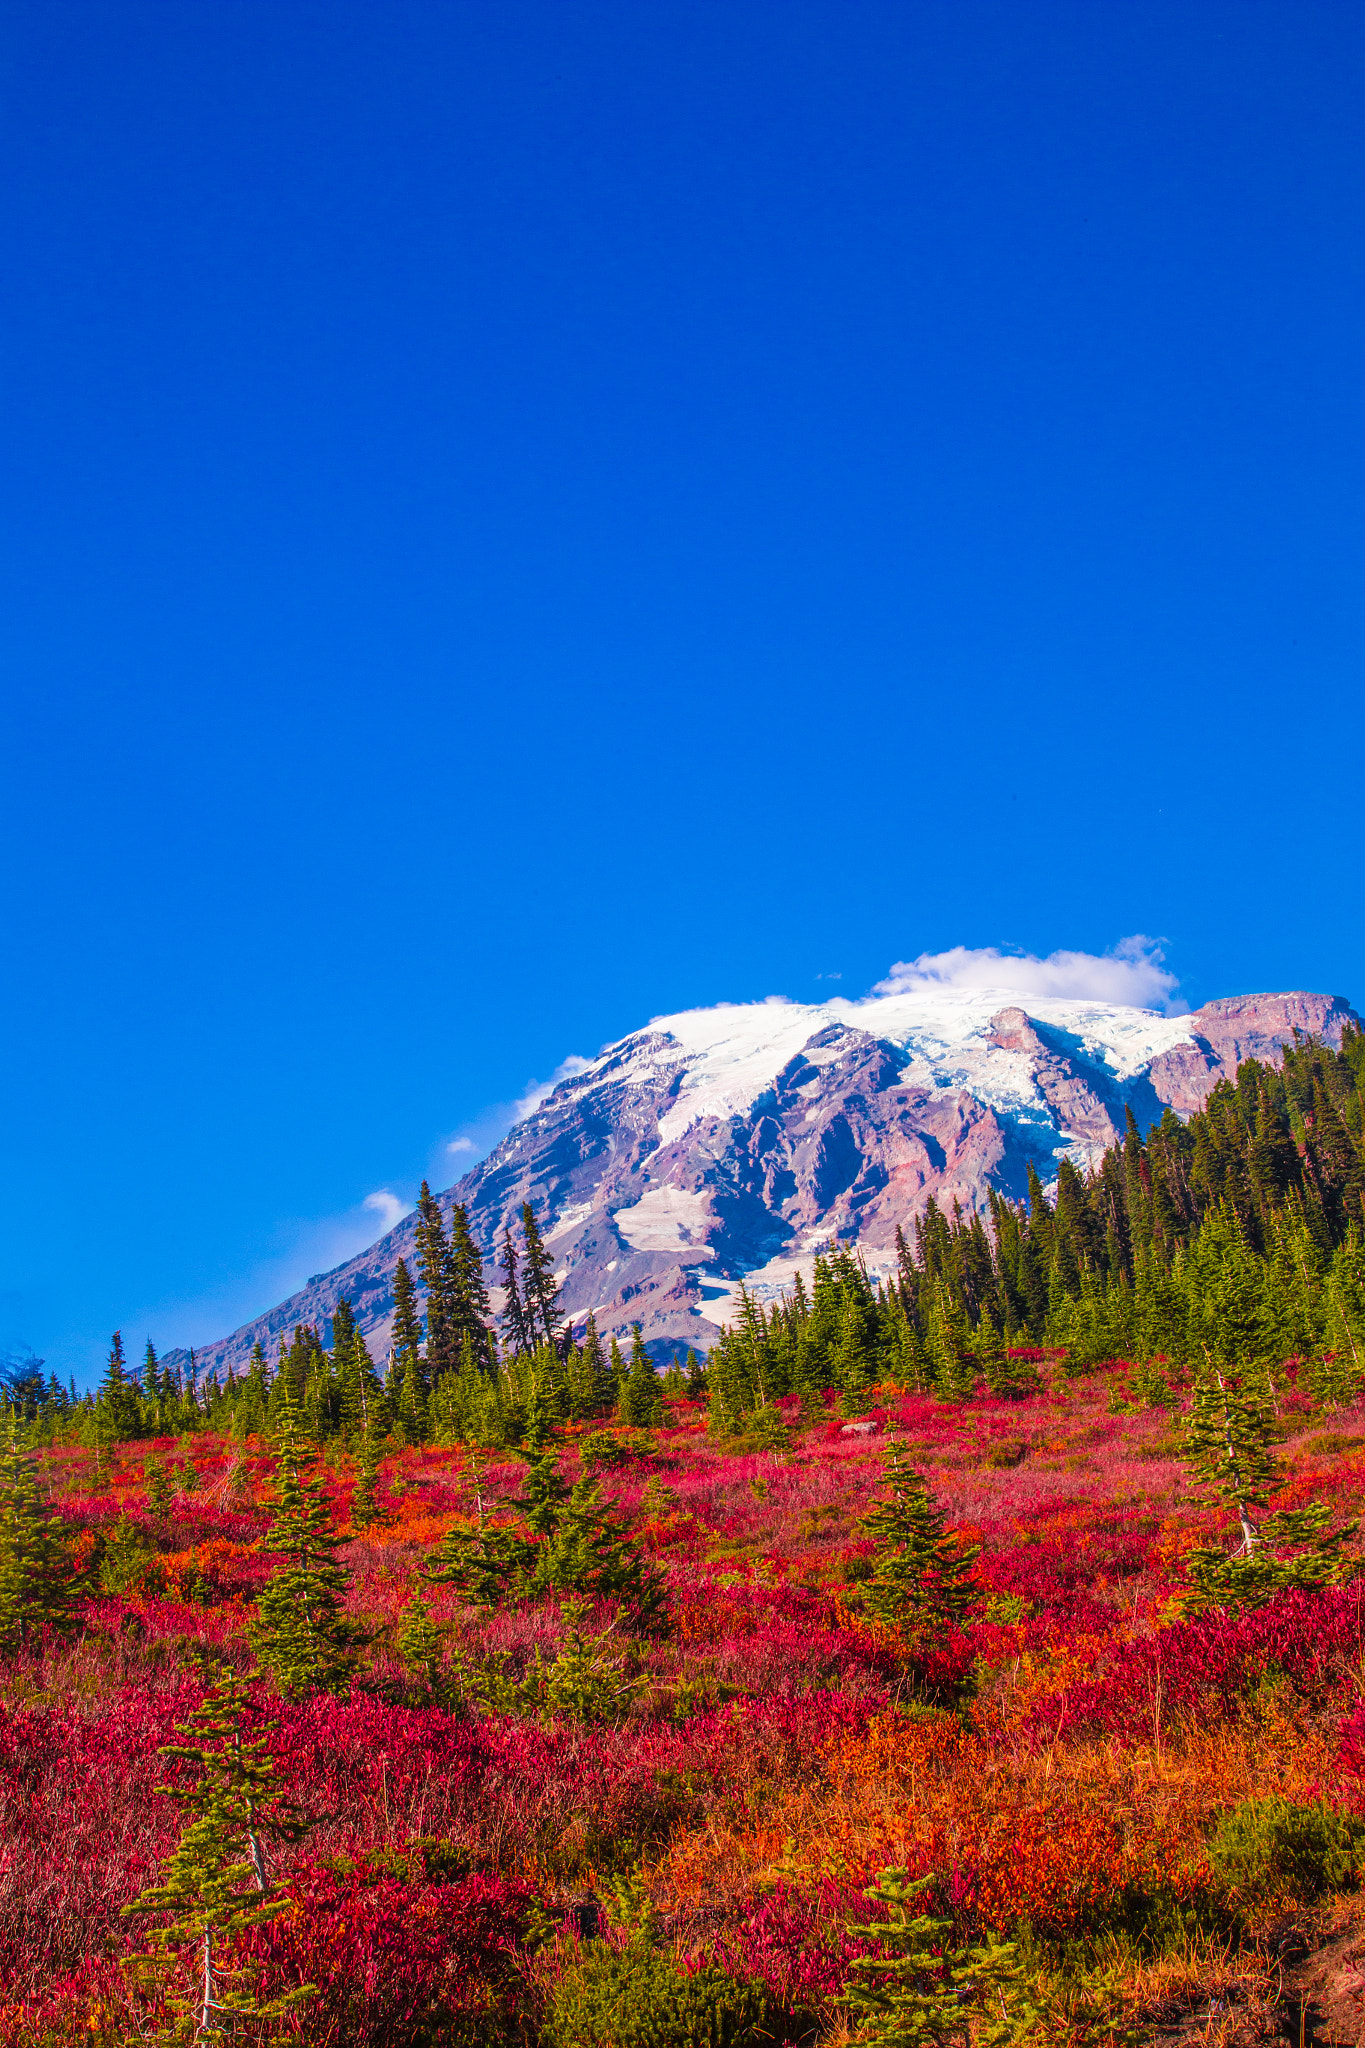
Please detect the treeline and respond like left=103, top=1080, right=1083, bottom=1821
left=19, top=1191, right=704, bottom=1455
left=17, top=1027, right=1365, bottom=1454
left=708, top=1027, right=1365, bottom=1421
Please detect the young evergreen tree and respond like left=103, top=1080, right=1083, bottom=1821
left=844, top=1867, right=1032, bottom=2048
left=395, top=1592, right=450, bottom=1704
left=537, top=1594, right=647, bottom=1724
left=582, top=1313, right=616, bottom=1414
left=859, top=1433, right=980, bottom=1632
left=100, top=1329, right=143, bottom=1443
left=535, top=1471, right=668, bottom=1628
left=349, top=1424, right=388, bottom=1531
left=1181, top=1366, right=1355, bottom=1613
left=618, top=1325, right=664, bottom=1427
left=0, top=1414, right=77, bottom=1649
left=124, top=1661, right=312, bottom=2043
left=424, top=1445, right=534, bottom=1609
left=251, top=1398, right=365, bottom=1699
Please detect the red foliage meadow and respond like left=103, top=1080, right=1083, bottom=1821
left=5, top=1371, right=1365, bottom=2042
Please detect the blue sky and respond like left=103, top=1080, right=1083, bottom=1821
left=3, top=2, right=1363, bottom=1383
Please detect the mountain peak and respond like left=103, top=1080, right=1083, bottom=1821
left=167, top=986, right=1356, bottom=1382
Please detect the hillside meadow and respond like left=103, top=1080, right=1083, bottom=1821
left=3, top=1358, right=1365, bottom=2046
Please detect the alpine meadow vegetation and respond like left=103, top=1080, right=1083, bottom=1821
left=8, top=1033, right=1365, bottom=2041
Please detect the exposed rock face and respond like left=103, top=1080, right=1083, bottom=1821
left=172, top=987, right=1356, bottom=1380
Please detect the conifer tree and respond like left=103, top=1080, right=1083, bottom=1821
left=1181, top=1366, right=1355, bottom=1613
left=859, top=1433, right=980, bottom=1631
left=928, top=1285, right=976, bottom=1403
left=536, top=1471, right=668, bottom=1628
left=396, top=1592, right=450, bottom=1704
left=124, top=1661, right=312, bottom=2043
left=414, top=1183, right=456, bottom=1383
left=520, top=1202, right=563, bottom=1351
left=581, top=1312, right=615, bottom=1414
left=386, top=1261, right=425, bottom=1442
left=537, top=1594, right=646, bottom=1724
left=425, top=1446, right=534, bottom=1608
left=448, top=1202, right=491, bottom=1354
left=389, top=1259, right=424, bottom=1407
left=500, top=1227, right=532, bottom=1356
left=349, top=1425, right=388, bottom=1530
left=251, top=1398, right=365, bottom=1699
left=684, top=1348, right=708, bottom=1401
left=0, top=1415, right=77, bottom=1649
left=143, top=1338, right=161, bottom=1406
left=844, top=1867, right=1032, bottom=2047
left=100, top=1329, right=143, bottom=1445
left=619, top=1325, right=664, bottom=1427
left=608, top=1333, right=627, bottom=1405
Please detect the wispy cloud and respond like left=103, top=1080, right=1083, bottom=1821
left=440, top=1054, right=593, bottom=1175
left=869, top=936, right=1183, bottom=1013
left=133, top=1187, right=417, bottom=1356
left=362, top=1189, right=408, bottom=1232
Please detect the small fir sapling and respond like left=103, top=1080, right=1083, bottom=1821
left=251, top=1394, right=367, bottom=1699
left=534, top=1593, right=645, bottom=1724
left=395, top=1592, right=451, bottom=1704
left=1180, top=1365, right=1356, bottom=1614
left=858, top=1433, right=981, bottom=1632
left=144, top=1452, right=173, bottom=1521
left=843, top=1867, right=1038, bottom=2048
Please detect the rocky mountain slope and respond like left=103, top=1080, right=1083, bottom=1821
left=171, top=987, right=1356, bottom=1378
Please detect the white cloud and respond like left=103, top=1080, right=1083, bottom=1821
left=512, top=1055, right=592, bottom=1122
left=362, top=1189, right=408, bottom=1232
left=438, top=1054, right=594, bottom=1180
left=870, top=936, right=1184, bottom=1014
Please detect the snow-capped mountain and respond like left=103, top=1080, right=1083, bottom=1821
left=173, top=986, right=1356, bottom=1377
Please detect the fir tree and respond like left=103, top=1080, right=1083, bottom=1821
left=1181, top=1366, right=1355, bottom=1613
left=859, top=1433, right=980, bottom=1632
left=390, top=1259, right=427, bottom=1442
left=844, top=1868, right=1033, bottom=2047
left=251, top=1398, right=365, bottom=1699
left=124, top=1661, right=312, bottom=2043
left=425, top=1446, right=534, bottom=1609
left=145, top=1452, right=173, bottom=1522
left=582, top=1312, right=616, bottom=1414
left=414, top=1183, right=456, bottom=1383
left=395, top=1592, right=449, bottom=1704
left=448, top=1202, right=492, bottom=1355
left=99, top=1329, right=143, bottom=1446
left=536, top=1470, right=668, bottom=1627
left=500, top=1227, right=532, bottom=1356
left=619, top=1325, right=664, bottom=1427
left=536, top=1594, right=646, bottom=1724
left=349, top=1426, right=388, bottom=1530
left=0, top=1415, right=77, bottom=1649
left=520, top=1202, right=563, bottom=1351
